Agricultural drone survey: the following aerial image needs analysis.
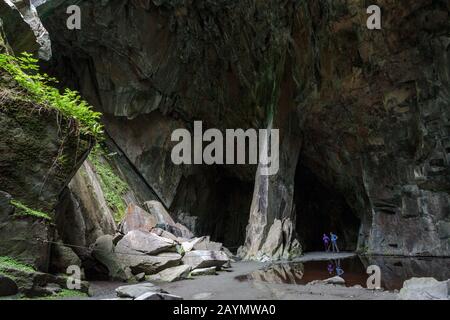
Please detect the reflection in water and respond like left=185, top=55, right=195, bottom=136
left=235, top=256, right=450, bottom=291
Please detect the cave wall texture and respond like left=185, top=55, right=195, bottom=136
left=32, top=0, right=450, bottom=259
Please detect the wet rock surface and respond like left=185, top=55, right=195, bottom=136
left=399, top=277, right=449, bottom=300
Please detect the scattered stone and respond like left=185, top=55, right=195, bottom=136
left=147, top=265, right=191, bottom=283
left=115, top=282, right=166, bottom=299
left=42, top=283, right=62, bottom=295
left=0, top=275, right=18, bottom=297
left=399, top=277, right=449, bottom=300
left=324, top=276, right=346, bottom=285
left=135, top=292, right=183, bottom=300
left=221, top=247, right=235, bottom=260
left=193, top=236, right=223, bottom=251
left=182, top=250, right=229, bottom=270
left=135, top=272, right=146, bottom=282
left=151, top=228, right=179, bottom=242
left=181, top=237, right=204, bottom=252
left=192, top=292, right=213, bottom=300
left=190, top=266, right=217, bottom=277
left=117, top=251, right=182, bottom=275
left=116, top=230, right=176, bottom=255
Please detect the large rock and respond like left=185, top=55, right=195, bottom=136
left=49, top=240, right=81, bottom=274
left=182, top=250, right=229, bottom=270
left=135, top=292, right=183, bottom=300
left=119, top=203, right=157, bottom=234
left=117, top=251, right=182, bottom=275
left=399, top=278, right=449, bottom=300
left=116, top=230, right=176, bottom=255
left=0, top=211, right=52, bottom=271
left=147, top=265, right=191, bottom=283
left=192, top=236, right=223, bottom=251
left=91, top=235, right=128, bottom=281
left=144, top=201, right=179, bottom=234
left=115, top=282, right=165, bottom=299
left=0, top=54, right=93, bottom=216
left=190, top=267, right=217, bottom=277
left=55, top=160, right=117, bottom=255
left=0, top=275, right=18, bottom=297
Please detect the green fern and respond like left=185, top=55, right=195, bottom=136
left=0, top=52, right=103, bottom=138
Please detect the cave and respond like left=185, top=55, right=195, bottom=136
left=294, top=162, right=361, bottom=252
left=170, top=166, right=253, bottom=252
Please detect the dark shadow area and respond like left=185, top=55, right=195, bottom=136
left=294, top=162, right=360, bottom=252
left=170, top=167, right=253, bottom=252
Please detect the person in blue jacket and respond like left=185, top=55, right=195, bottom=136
left=330, top=232, right=339, bottom=253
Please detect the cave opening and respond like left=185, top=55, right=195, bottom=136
left=170, top=167, right=253, bottom=253
left=294, top=162, right=361, bottom=252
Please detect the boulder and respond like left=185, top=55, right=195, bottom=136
left=181, top=237, right=205, bottom=253
left=144, top=201, right=176, bottom=226
left=151, top=228, right=179, bottom=242
left=119, top=203, right=157, bottom=234
left=0, top=215, right=51, bottom=271
left=0, top=266, right=89, bottom=298
left=182, top=250, right=229, bottom=270
left=117, top=251, right=182, bottom=275
left=134, top=272, right=146, bottom=282
left=399, top=278, right=449, bottom=300
left=56, top=160, right=117, bottom=255
left=42, top=283, right=62, bottom=295
left=147, top=265, right=191, bottom=283
left=49, top=241, right=81, bottom=273
left=192, top=236, right=223, bottom=251
left=324, top=276, right=346, bottom=285
left=92, top=235, right=128, bottom=281
left=190, top=267, right=217, bottom=277
left=115, top=230, right=176, bottom=255
left=0, top=275, right=18, bottom=297
left=115, top=282, right=165, bottom=298
left=135, top=292, right=183, bottom=300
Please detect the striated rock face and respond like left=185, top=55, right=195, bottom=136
left=0, top=7, right=94, bottom=273
left=39, top=0, right=450, bottom=259
left=242, top=0, right=450, bottom=258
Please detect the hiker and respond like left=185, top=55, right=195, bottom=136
left=330, top=232, right=339, bottom=252
left=322, top=234, right=330, bottom=252
left=327, top=261, right=334, bottom=274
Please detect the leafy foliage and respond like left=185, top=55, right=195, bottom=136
left=89, top=145, right=129, bottom=223
left=0, top=52, right=103, bottom=138
left=10, top=200, right=52, bottom=221
left=38, top=289, right=88, bottom=300
left=0, top=256, right=36, bottom=274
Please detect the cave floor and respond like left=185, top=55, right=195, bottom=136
left=87, top=252, right=397, bottom=300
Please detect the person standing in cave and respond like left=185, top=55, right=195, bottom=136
left=330, top=232, right=339, bottom=252
left=323, top=234, right=331, bottom=252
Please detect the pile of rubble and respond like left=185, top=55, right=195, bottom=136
left=92, top=201, right=235, bottom=284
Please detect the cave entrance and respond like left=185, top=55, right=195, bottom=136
left=170, top=167, right=253, bottom=253
left=294, top=162, right=360, bottom=252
